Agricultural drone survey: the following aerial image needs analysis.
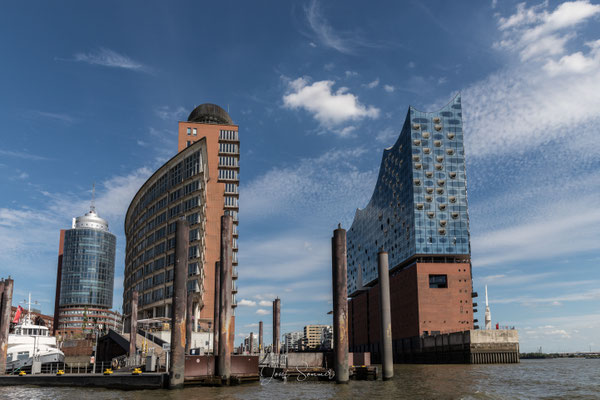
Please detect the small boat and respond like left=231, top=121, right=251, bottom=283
left=5, top=295, right=65, bottom=373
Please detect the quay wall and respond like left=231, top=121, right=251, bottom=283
left=0, top=373, right=167, bottom=390
left=394, top=329, right=520, bottom=364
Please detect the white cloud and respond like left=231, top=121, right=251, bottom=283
left=345, top=70, right=358, bottom=78
left=543, top=39, right=600, bottom=75
left=407, top=61, right=416, bottom=68
left=478, top=272, right=555, bottom=286
left=493, top=288, right=600, bottom=305
left=240, top=235, right=331, bottom=281
left=0, top=149, right=49, bottom=161
left=364, top=78, right=379, bottom=89
left=17, top=171, right=29, bottom=180
left=463, top=51, right=600, bottom=158
left=303, top=0, right=377, bottom=54
left=472, top=197, right=600, bottom=267
left=383, top=84, right=395, bottom=93
left=72, top=48, right=149, bottom=72
left=154, top=106, right=188, bottom=121
left=34, top=111, right=76, bottom=124
left=256, top=309, right=271, bottom=315
left=323, top=62, right=335, bottom=71
left=238, top=299, right=257, bottom=307
left=496, top=1, right=600, bottom=61
left=336, top=126, right=357, bottom=137
left=241, top=147, right=375, bottom=222
left=375, top=127, right=397, bottom=144
left=0, top=167, right=152, bottom=259
left=258, top=300, right=272, bottom=307
left=282, top=77, right=379, bottom=128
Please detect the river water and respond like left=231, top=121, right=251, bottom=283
left=2, top=359, right=599, bottom=399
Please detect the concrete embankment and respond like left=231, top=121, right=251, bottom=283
left=0, top=373, right=168, bottom=390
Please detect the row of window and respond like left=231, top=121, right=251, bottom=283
left=225, top=183, right=238, bottom=194
left=218, top=169, right=239, bottom=181
left=219, top=156, right=238, bottom=167
left=186, top=127, right=198, bottom=136
left=219, top=143, right=239, bottom=154
left=219, top=130, right=238, bottom=141
left=225, top=196, right=239, bottom=207
left=129, top=149, right=204, bottom=224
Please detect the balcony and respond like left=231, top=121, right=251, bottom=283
left=232, top=281, right=238, bottom=294
left=232, top=267, right=238, bottom=279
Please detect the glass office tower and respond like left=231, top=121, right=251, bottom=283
left=55, top=206, right=118, bottom=335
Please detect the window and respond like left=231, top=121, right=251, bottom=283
left=218, top=169, right=238, bottom=181
left=186, top=141, right=191, bottom=147
left=187, top=127, right=191, bottom=135
left=193, top=128, right=197, bottom=136
left=225, top=183, right=238, bottom=194
left=224, top=196, right=238, bottom=207
left=429, top=274, right=448, bottom=288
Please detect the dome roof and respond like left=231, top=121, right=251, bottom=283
left=74, top=209, right=109, bottom=231
left=187, top=103, right=233, bottom=125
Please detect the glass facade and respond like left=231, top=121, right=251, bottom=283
left=347, top=95, right=471, bottom=295
left=60, top=226, right=116, bottom=308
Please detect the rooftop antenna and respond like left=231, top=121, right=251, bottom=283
left=90, top=183, right=96, bottom=213
left=484, top=285, right=492, bottom=330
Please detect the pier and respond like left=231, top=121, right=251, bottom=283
left=0, top=373, right=167, bottom=390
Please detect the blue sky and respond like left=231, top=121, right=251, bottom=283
left=0, top=0, right=599, bottom=353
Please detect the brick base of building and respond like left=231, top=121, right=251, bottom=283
left=348, top=260, right=475, bottom=363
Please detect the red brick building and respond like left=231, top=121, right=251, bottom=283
left=123, top=104, right=238, bottom=351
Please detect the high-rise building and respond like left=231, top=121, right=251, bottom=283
left=54, top=205, right=120, bottom=336
left=303, top=324, right=331, bottom=350
left=123, top=104, right=239, bottom=350
left=346, top=95, right=475, bottom=356
left=283, top=331, right=303, bottom=352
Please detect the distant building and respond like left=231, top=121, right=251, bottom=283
left=54, top=205, right=120, bottom=336
left=243, top=334, right=258, bottom=353
left=284, top=331, right=303, bottom=352
left=122, top=104, right=239, bottom=351
left=346, top=95, right=476, bottom=357
left=320, top=325, right=333, bottom=350
left=303, top=325, right=330, bottom=350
